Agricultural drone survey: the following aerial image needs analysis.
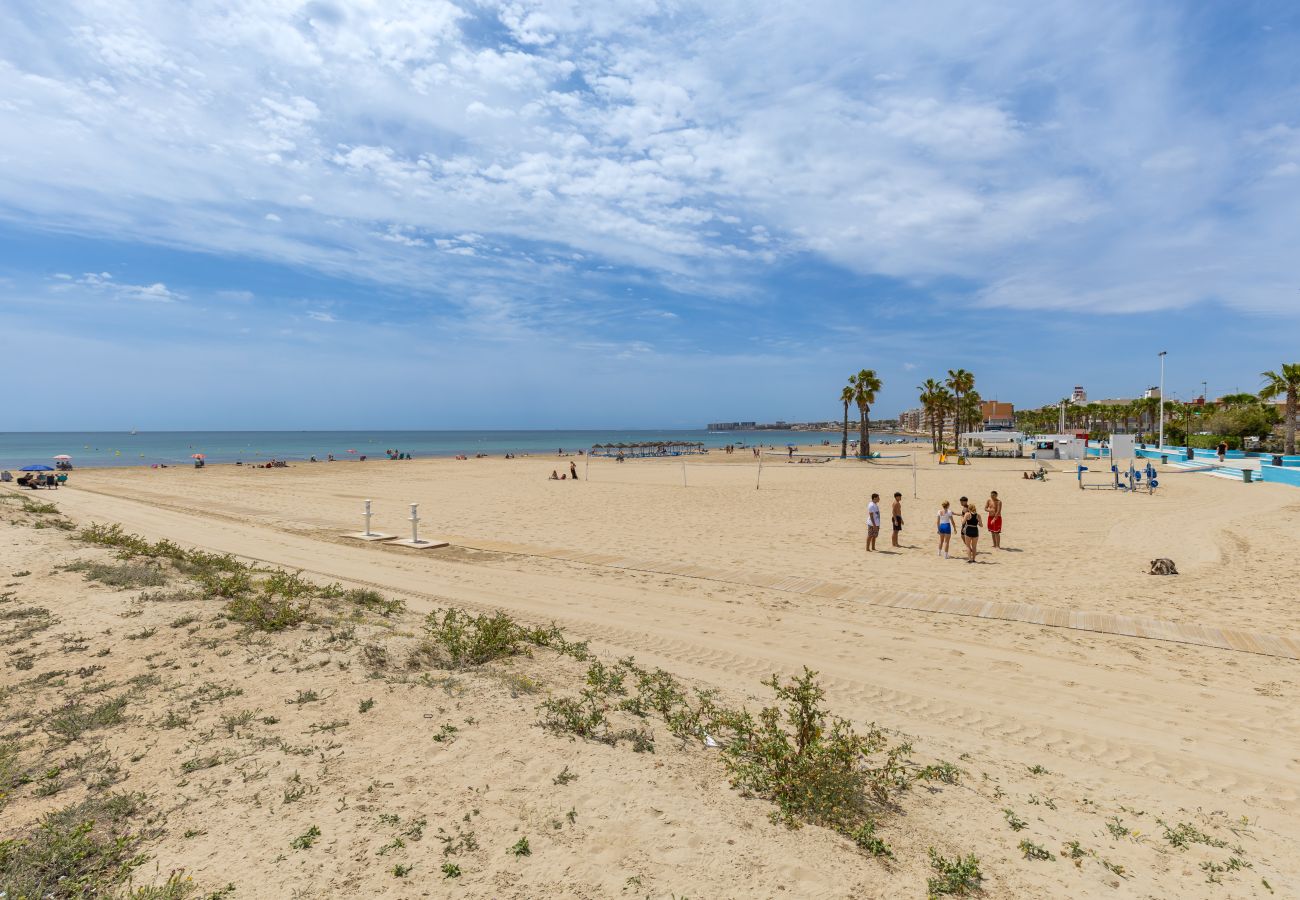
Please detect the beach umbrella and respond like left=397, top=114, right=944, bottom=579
left=53, top=454, right=72, bottom=460
left=347, top=449, right=358, bottom=454
left=21, top=465, right=54, bottom=471
left=191, top=453, right=205, bottom=460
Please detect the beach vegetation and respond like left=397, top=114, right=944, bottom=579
left=436, top=823, right=478, bottom=857
left=0, top=605, right=56, bottom=646
left=508, top=836, right=531, bottom=857
left=47, top=694, right=129, bottom=742
left=441, top=862, right=461, bottom=878
left=926, top=849, right=983, bottom=897
left=66, top=560, right=167, bottom=589
left=1003, top=809, right=1027, bottom=831
left=1018, top=839, right=1053, bottom=861
left=423, top=608, right=532, bottom=667
left=0, top=792, right=151, bottom=898
left=290, top=825, right=321, bottom=850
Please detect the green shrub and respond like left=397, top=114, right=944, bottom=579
left=1186, top=434, right=1240, bottom=451
left=424, top=609, right=528, bottom=667
left=0, top=793, right=149, bottom=898
left=224, top=593, right=309, bottom=631
left=718, top=668, right=915, bottom=855
left=927, top=849, right=983, bottom=896
left=66, top=561, right=167, bottom=589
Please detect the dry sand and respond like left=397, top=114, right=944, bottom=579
left=2, top=448, right=1298, bottom=898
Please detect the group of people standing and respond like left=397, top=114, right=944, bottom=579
left=866, top=491, right=1003, bottom=563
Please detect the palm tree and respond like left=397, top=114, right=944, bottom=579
left=849, top=369, right=882, bottom=459
left=1260, top=363, right=1300, bottom=455
left=960, top=390, right=983, bottom=449
left=933, top=387, right=955, bottom=451
left=839, top=385, right=853, bottom=459
left=918, top=378, right=943, bottom=452
left=946, top=369, right=975, bottom=439
left=1218, top=392, right=1261, bottom=409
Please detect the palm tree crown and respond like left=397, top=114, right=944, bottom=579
left=1260, top=363, right=1300, bottom=455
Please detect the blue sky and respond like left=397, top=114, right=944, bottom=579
left=1, top=0, right=1298, bottom=429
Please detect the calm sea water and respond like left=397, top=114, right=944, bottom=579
left=0, top=430, right=922, bottom=469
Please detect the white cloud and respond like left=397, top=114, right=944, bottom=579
left=63, top=271, right=179, bottom=302
left=306, top=310, right=337, bottom=322
left=0, top=0, right=1297, bottom=319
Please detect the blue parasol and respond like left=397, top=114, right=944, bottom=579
left=20, top=465, right=55, bottom=471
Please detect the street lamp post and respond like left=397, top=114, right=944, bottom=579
left=1158, top=351, right=1167, bottom=449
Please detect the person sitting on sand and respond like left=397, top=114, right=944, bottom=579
left=550, top=470, right=560, bottom=480
left=0, top=470, right=11, bottom=482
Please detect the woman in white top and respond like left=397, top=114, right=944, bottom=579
left=935, top=500, right=954, bottom=558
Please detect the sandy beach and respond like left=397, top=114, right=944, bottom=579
left=3, top=449, right=1297, bottom=898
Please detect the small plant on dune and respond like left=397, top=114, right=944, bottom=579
left=290, top=825, right=321, bottom=850
left=1101, top=858, right=1127, bottom=878
left=124, top=871, right=236, bottom=899
left=718, top=668, right=917, bottom=858
left=0, top=792, right=149, bottom=897
left=1026, top=764, right=1050, bottom=776
left=47, top=695, right=128, bottom=742
left=1018, top=839, right=1053, bottom=861
left=224, top=590, right=309, bottom=632
left=1003, top=809, right=1027, bottom=832
left=508, top=836, right=531, bottom=857
left=1157, top=818, right=1228, bottom=851
left=553, top=766, right=578, bottom=785
left=441, top=862, right=461, bottom=878
left=392, top=864, right=412, bottom=877
left=1106, top=816, right=1130, bottom=839
left=927, top=849, right=983, bottom=897
left=424, top=608, right=528, bottom=668
left=67, top=560, right=167, bottom=590
left=436, top=824, right=478, bottom=857
left=359, top=698, right=375, bottom=713
left=319, top=584, right=404, bottom=617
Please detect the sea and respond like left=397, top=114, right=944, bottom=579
left=0, top=430, right=924, bottom=469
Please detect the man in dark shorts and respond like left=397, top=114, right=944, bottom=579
left=985, top=490, right=1003, bottom=549
left=890, top=492, right=904, bottom=548
left=866, top=493, right=881, bottom=552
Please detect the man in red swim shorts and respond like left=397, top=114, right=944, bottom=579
left=985, top=490, right=1003, bottom=549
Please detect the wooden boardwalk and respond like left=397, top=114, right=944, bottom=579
left=452, top=537, right=1300, bottom=661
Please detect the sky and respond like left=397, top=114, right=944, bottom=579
left=1, top=0, right=1298, bottom=429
